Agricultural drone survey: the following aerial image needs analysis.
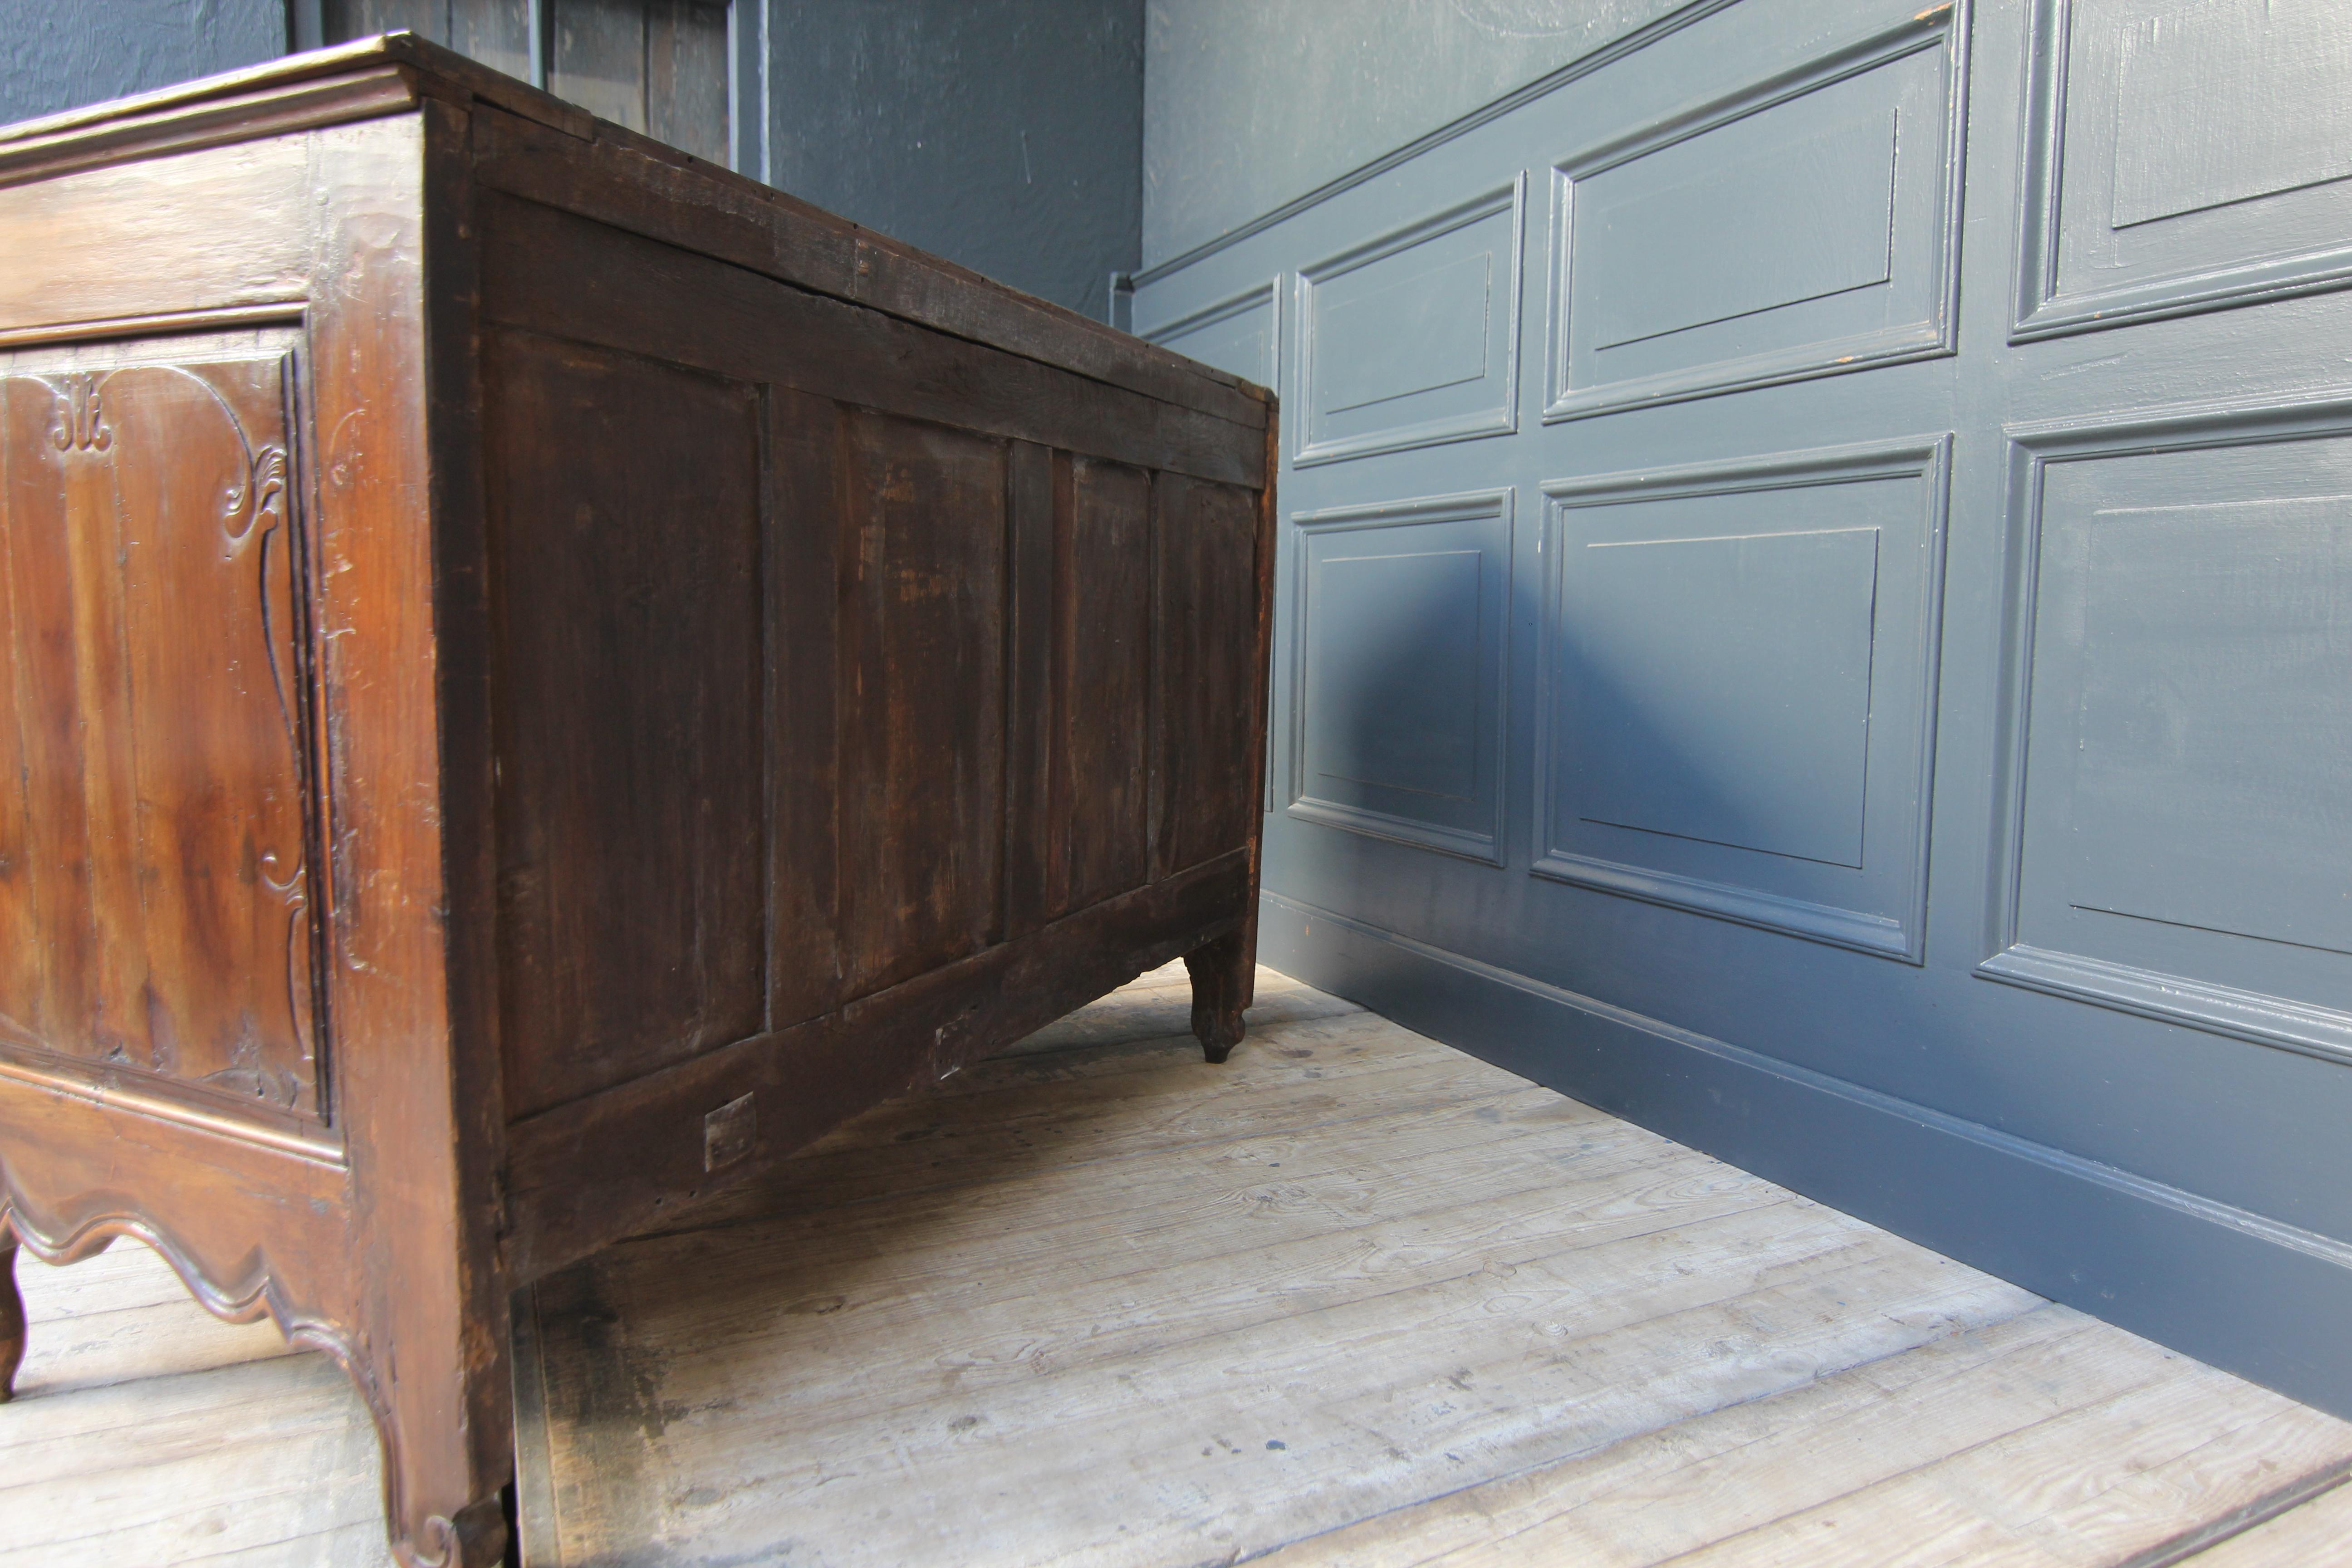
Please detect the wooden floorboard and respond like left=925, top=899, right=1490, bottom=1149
left=5, top=962, right=2349, bottom=1566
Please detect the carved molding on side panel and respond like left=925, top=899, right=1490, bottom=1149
left=1534, top=436, right=1951, bottom=960
left=1983, top=392, right=2352, bottom=1062
left=0, top=335, right=328, bottom=1138
left=1294, top=179, right=1525, bottom=467
left=2014, top=0, right=2352, bottom=339
left=1545, top=6, right=1966, bottom=421
left=1288, top=489, right=1513, bottom=864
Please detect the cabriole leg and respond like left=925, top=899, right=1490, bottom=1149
left=0, top=1225, right=23, bottom=1401
left=1185, top=927, right=1253, bottom=1063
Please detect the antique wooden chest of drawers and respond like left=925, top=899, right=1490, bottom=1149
left=0, top=35, right=1272, bottom=1565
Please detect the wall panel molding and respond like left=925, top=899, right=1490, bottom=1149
left=1984, top=391, right=2352, bottom=1063
left=2013, top=0, right=2352, bottom=340
left=1140, top=279, right=1280, bottom=392
left=1288, top=488, right=1514, bottom=864
left=1293, top=178, right=1524, bottom=467
left=1544, top=6, right=1966, bottom=421
left=1534, top=436, right=1952, bottom=960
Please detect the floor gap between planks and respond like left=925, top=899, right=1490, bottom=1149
left=5, top=965, right=2349, bottom=1567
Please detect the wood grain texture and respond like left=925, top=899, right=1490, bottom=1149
left=499, top=967, right=2352, bottom=1568
left=834, top=410, right=1009, bottom=1000
left=485, top=327, right=766, bottom=1120
left=0, top=348, right=321, bottom=1128
left=8, top=971, right=2349, bottom=1567
left=0, top=39, right=1271, bottom=1568
left=2181, top=1474, right=2352, bottom=1566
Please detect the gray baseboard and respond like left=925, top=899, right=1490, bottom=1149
left=1259, top=891, right=2352, bottom=1423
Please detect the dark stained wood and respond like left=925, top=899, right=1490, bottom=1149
left=1055, top=457, right=1155, bottom=916
left=0, top=1228, right=19, bottom=1401
left=1154, top=472, right=1269, bottom=880
left=1184, top=927, right=1252, bottom=1064
left=502, top=848, right=1254, bottom=1281
left=764, top=387, right=845, bottom=1031
left=835, top=411, right=1009, bottom=1000
left=485, top=328, right=767, bottom=1119
left=1003, top=441, right=1057, bottom=939
left=478, top=192, right=1262, bottom=488
left=0, top=37, right=1272, bottom=1568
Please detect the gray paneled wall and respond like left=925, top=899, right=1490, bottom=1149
left=1142, top=0, right=1686, bottom=269
left=1136, top=0, right=2352, bottom=1421
left=766, top=0, right=1143, bottom=322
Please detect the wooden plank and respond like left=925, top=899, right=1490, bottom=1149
left=464, top=100, right=1268, bottom=429
left=764, top=387, right=845, bottom=1030
left=1247, top=1307, right=2144, bottom=1568
left=530, top=1207, right=2035, bottom=1566
left=1003, top=442, right=1058, bottom=939
left=478, top=192, right=1266, bottom=489
left=2181, top=1475, right=2352, bottom=1565
left=1651, top=1360, right=2352, bottom=1568
left=1153, top=470, right=1266, bottom=876
left=485, top=327, right=768, bottom=1120
left=1054, top=458, right=1155, bottom=915
left=833, top=411, right=1009, bottom=999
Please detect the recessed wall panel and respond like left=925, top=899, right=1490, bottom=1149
left=1986, top=404, right=2352, bottom=1058
left=1291, top=490, right=1512, bottom=862
left=2015, top=0, right=2352, bottom=337
left=1547, top=12, right=1962, bottom=420
left=1295, top=182, right=1524, bottom=466
left=1574, top=528, right=1880, bottom=869
left=1537, top=439, right=1950, bottom=959
left=1144, top=283, right=1278, bottom=390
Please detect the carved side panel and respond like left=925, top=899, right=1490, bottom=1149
left=0, top=338, right=324, bottom=1130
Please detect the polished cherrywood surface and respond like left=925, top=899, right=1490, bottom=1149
left=0, top=31, right=1271, bottom=1568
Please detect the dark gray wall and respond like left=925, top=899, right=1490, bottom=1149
left=1142, top=0, right=1680, bottom=270
left=767, top=0, right=1143, bottom=321
left=0, top=0, right=287, bottom=123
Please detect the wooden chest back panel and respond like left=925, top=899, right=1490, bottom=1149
left=1155, top=472, right=1268, bottom=880
left=0, top=340, right=324, bottom=1127
left=1051, top=456, right=1154, bottom=919
left=478, top=191, right=1269, bottom=1121
left=833, top=409, right=1010, bottom=1001
left=486, top=328, right=768, bottom=1121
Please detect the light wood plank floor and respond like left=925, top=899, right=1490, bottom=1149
left=6, top=965, right=2350, bottom=1566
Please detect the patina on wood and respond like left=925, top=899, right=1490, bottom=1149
left=0, top=32, right=1272, bottom=1568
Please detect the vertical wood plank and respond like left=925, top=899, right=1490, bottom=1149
left=833, top=413, right=1009, bottom=1000
left=766, top=386, right=843, bottom=1030
left=550, top=0, right=650, bottom=134
left=1001, top=441, right=1056, bottom=940
left=1056, top=458, right=1153, bottom=915
left=450, top=0, right=533, bottom=82
left=1153, top=472, right=1263, bottom=880
left=485, top=329, right=767, bottom=1120
left=646, top=0, right=729, bottom=165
